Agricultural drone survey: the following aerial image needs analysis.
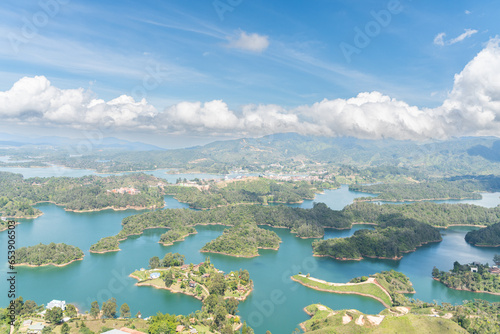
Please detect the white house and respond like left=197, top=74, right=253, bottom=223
left=47, top=300, right=66, bottom=310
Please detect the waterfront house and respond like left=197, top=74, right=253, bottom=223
left=27, top=323, right=45, bottom=334
left=47, top=300, right=66, bottom=310
left=189, top=281, right=197, bottom=288
left=150, top=272, right=161, bottom=279
left=471, top=267, right=478, bottom=273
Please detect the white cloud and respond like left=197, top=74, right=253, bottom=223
left=465, top=10, right=471, bottom=15
left=434, top=29, right=478, bottom=46
left=3, top=38, right=500, bottom=140
left=226, top=31, right=270, bottom=53
left=433, top=32, right=446, bottom=46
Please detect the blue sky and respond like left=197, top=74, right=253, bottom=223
left=1, top=0, right=500, bottom=147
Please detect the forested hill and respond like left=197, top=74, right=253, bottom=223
left=312, top=214, right=442, bottom=260
left=15, top=243, right=84, bottom=266
left=3, top=134, right=500, bottom=176
left=0, top=172, right=166, bottom=218
left=465, top=223, right=500, bottom=247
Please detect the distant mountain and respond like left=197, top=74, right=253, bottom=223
left=0, top=133, right=165, bottom=151
left=468, top=140, right=500, bottom=162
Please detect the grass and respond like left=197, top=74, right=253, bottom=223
left=293, top=275, right=392, bottom=307
left=302, top=304, right=468, bottom=334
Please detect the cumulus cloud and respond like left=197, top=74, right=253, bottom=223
left=226, top=31, right=270, bottom=53
left=0, top=76, right=158, bottom=129
left=3, top=38, right=500, bottom=140
left=434, top=29, right=478, bottom=46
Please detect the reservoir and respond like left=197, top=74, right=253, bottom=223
left=1, top=181, right=500, bottom=333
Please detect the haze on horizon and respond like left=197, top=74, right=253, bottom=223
left=1, top=1, right=500, bottom=148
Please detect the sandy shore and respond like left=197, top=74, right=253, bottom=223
left=433, top=278, right=500, bottom=296
left=14, top=256, right=84, bottom=267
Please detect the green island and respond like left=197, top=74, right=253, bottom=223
left=89, top=202, right=352, bottom=253
left=14, top=243, right=84, bottom=267
left=312, top=214, right=442, bottom=260
left=159, top=226, right=198, bottom=246
left=201, top=223, right=281, bottom=257
left=344, top=201, right=500, bottom=228
left=292, top=270, right=414, bottom=308
left=465, top=222, right=500, bottom=247
left=350, top=178, right=491, bottom=202
left=167, top=177, right=338, bottom=209
left=0, top=172, right=166, bottom=219
left=298, top=271, right=500, bottom=333
left=432, top=258, right=500, bottom=295
left=130, top=253, right=253, bottom=301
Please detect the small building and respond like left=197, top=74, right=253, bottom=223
left=27, top=323, right=45, bottom=334
left=101, top=329, right=130, bottom=334
left=201, top=273, right=210, bottom=278
left=47, top=300, right=66, bottom=310
left=471, top=267, right=478, bottom=273
left=175, top=325, right=185, bottom=333
left=189, top=281, right=197, bottom=288
left=62, top=317, right=71, bottom=323
left=150, top=272, right=161, bottom=279
left=23, top=320, right=33, bottom=327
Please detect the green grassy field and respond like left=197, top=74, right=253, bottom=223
left=292, top=275, right=392, bottom=307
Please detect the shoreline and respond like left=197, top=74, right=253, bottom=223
left=354, top=196, right=481, bottom=203
left=433, top=278, right=500, bottom=296
left=129, top=274, right=253, bottom=302
left=200, top=244, right=280, bottom=258
left=13, top=256, right=84, bottom=267
left=291, top=276, right=391, bottom=308
left=90, top=249, right=121, bottom=254
left=159, top=231, right=198, bottom=246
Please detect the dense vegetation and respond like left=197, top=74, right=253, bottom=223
left=432, top=260, right=500, bottom=294
left=351, top=179, right=486, bottom=202
left=132, top=257, right=252, bottom=333
left=312, top=214, right=442, bottom=260
left=465, top=222, right=500, bottom=246
left=90, top=202, right=351, bottom=252
left=0, top=172, right=166, bottom=218
left=15, top=243, right=84, bottom=266
left=159, top=226, right=197, bottom=245
left=344, top=201, right=500, bottom=227
left=201, top=223, right=281, bottom=257
left=167, top=177, right=338, bottom=209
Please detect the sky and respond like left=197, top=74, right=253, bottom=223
left=0, top=0, right=500, bottom=148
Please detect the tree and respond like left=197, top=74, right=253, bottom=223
left=241, top=322, right=254, bottom=334
left=22, top=300, right=37, bottom=315
left=90, top=301, right=100, bottom=319
left=65, top=304, right=77, bottom=318
left=147, top=313, right=178, bottom=334
left=162, top=253, right=185, bottom=267
left=225, top=298, right=239, bottom=315
left=13, top=296, right=24, bottom=315
left=163, top=270, right=174, bottom=287
left=208, top=272, right=227, bottom=296
left=494, top=254, right=500, bottom=265
left=213, top=304, right=227, bottom=329
left=101, top=298, right=117, bottom=319
left=61, top=322, right=70, bottom=334
left=42, top=326, right=53, bottom=334
left=120, top=303, right=131, bottom=318
left=46, top=307, right=63, bottom=323
left=149, top=256, right=160, bottom=269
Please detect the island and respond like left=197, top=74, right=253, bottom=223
left=201, top=223, right=281, bottom=257
left=292, top=270, right=414, bottom=308
left=350, top=179, right=483, bottom=202
left=0, top=172, right=167, bottom=220
left=14, top=243, right=84, bottom=267
left=312, top=214, right=442, bottom=260
left=298, top=271, right=500, bottom=333
left=465, top=222, right=500, bottom=247
left=432, top=259, right=500, bottom=295
left=89, top=203, right=352, bottom=253
left=130, top=254, right=253, bottom=301
left=167, top=176, right=339, bottom=209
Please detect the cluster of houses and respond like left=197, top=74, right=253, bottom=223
left=21, top=300, right=69, bottom=334
left=107, top=187, right=140, bottom=195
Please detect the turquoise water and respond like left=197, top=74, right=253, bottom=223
left=1, top=184, right=500, bottom=333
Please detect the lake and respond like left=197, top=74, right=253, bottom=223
left=1, top=181, right=500, bottom=333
